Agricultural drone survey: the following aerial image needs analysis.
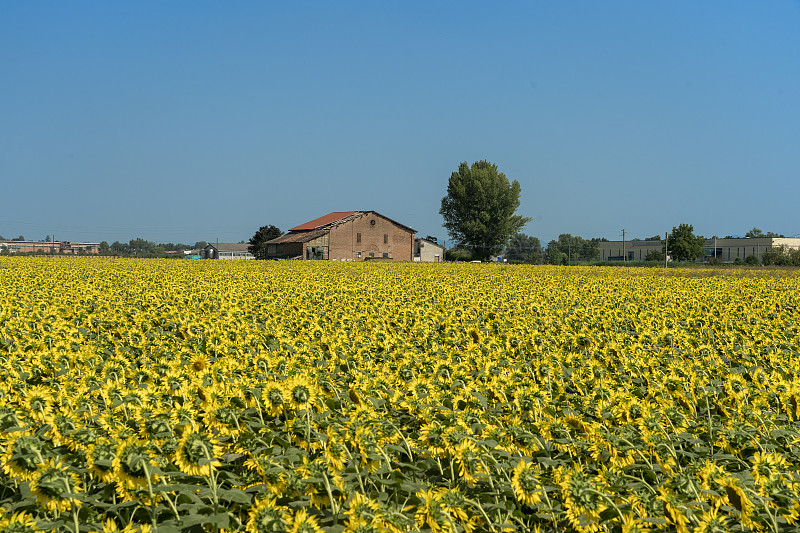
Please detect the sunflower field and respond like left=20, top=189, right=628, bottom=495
left=1, top=258, right=800, bottom=533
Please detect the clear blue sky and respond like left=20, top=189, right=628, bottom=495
left=3, top=1, right=799, bottom=245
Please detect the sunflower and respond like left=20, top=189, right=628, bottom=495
left=512, top=459, right=543, bottom=507
left=86, top=438, right=118, bottom=483
left=190, top=354, right=209, bottom=373
left=694, top=504, right=728, bottom=533
left=246, top=498, right=290, bottom=533
left=137, top=410, right=173, bottom=441
left=30, top=459, right=82, bottom=513
left=558, top=466, right=606, bottom=533
left=0, top=511, right=43, bottom=533
left=287, top=376, right=318, bottom=411
left=243, top=454, right=289, bottom=495
left=168, top=405, right=197, bottom=429
left=619, top=513, right=651, bottom=533
left=657, top=487, right=691, bottom=533
left=414, top=488, right=457, bottom=533
left=203, top=402, right=242, bottom=437
left=22, top=385, right=56, bottom=422
left=751, top=451, right=788, bottom=486
left=1, top=431, right=47, bottom=481
left=717, top=476, right=756, bottom=529
left=112, top=438, right=158, bottom=489
left=345, top=492, right=380, bottom=528
left=418, top=421, right=448, bottom=459
left=323, top=432, right=348, bottom=471
left=287, top=509, right=323, bottom=533
left=439, top=488, right=472, bottom=531
left=262, top=383, right=285, bottom=417
left=91, top=517, right=138, bottom=533
left=174, top=429, right=222, bottom=476
left=453, top=440, right=486, bottom=486
left=296, top=456, right=341, bottom=508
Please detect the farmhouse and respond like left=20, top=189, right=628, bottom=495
left=264, top=211, right=415, bottom=261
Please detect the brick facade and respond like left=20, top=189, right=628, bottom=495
left=328, top=213, right=413, bottom=261
left=264, top=211, right=415, bottom=261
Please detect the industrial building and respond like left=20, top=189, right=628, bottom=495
left=596, top=237, right=800, bottom=263
left=0, top=240, right=101, bottom=254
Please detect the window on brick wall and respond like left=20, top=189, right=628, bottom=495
left=356, top=233, right=361, bottom=243
left=384, top=234, right=388, bottom=244
left=356, top=251, right=361, bottom=258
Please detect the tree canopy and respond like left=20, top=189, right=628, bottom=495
left=440, top=160, right=530, bottom=260
left=249, top=225, right=282, bottom=259
left=666, top=224, right=705, bottom=262
left=545, top=234, right=603, bottom=264
left=745, top=227, right=783, bottom=238
left=505, top=233, right=541, bottom=263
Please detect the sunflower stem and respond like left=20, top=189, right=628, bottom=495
left=141, top=460, right=158, bottom=532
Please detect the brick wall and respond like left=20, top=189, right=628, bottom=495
left=329, top=214, right=413, bottom=261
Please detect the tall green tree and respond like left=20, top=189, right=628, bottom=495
left=248, top=225, right=283, bottom=259
left=440, top=160, right=530, bottom=260
left=666, top=224, right=705, bottom=261
left=505, top=233, right=541, bottom=263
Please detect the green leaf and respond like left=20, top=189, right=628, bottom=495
left=219, top=487, right=251, bottom=504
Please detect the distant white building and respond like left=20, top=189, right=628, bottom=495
left=202, top=243, right=254, bottom=260
left=414, top=238, right=444, bottom=262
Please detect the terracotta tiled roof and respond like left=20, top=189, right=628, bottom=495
left=290, top=212, right=358, bottom=231
left=265, top=230, right=328, bottom=244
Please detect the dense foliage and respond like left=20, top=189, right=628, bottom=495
left=1, top=258, right=800, bottom=532
left=666, top=225, right=705, bottom=262
left=248, top=226, right=283, bottom=260
left=440, top=161, right=530, bottom=261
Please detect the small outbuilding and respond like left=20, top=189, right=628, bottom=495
left=203, top=243, right=254, bottom=260
left=414, top=238, right=444, bottom=262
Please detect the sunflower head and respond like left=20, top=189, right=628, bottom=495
left=345, top=493, right=380, bottom=526
left=30, top=459, right=81, bottom=513
left=0, top=511, right=42, bottom=533
left=263, top=384, right=285, bottom=417
left=87, top=438, right=117, bottom=483
left=23, top=386, right=55, bottom=421
left=113, top=439, right=157, bottom=489
left=246, top=498, right=290, bottom=533
left=2, top=432, right=48, bottom=481
left=512, top=460, right=543, bottom=507
left=175, top=430, right=222, bottom=477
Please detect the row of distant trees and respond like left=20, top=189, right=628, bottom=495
left=104, top=239, right=209, bottom=258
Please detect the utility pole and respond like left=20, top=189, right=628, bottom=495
left=664, top=231, right=668, bottom=268
left=568, top=242, right=571, bottom=266
left=621, top=229, right=626, bottom=263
